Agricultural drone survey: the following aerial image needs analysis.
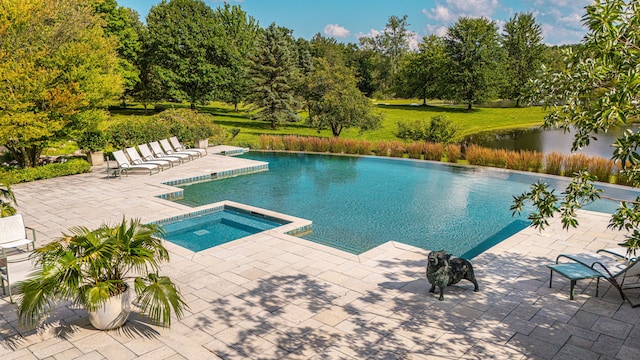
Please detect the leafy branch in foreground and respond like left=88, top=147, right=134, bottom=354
left=511, top=171, right=602, bottom=230
left=514, top=0, right=640, bottom=254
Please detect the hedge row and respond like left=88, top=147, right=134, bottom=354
left=257, top=135, right=628, bottom=185
left=0, top=158, right=91, bottom=184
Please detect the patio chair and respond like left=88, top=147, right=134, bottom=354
left=138, top=143, right=182, bottom=166
left=125, top=147, right=172, bottom=170
left=112, top=150, right=161, bottom=175
left=1, top=251, right=38, bottom=303
left=0, top=214, right=36, bottom=252
left=159, top=139, right=199, bottom=160
left=0, top=214, right=37, bottom=303
left=556, top=248, right=640, bottom=307
left=169, top=136, right=207, bottom=156
left=149, top=141, right=191, bottom=163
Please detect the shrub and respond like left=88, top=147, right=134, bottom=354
left=77, top=130, right=109, bottom=152
left=588, top=157, right=614, bottom=182
left=375, top=141, right=392, bottom=157
left=406, top=142, right=424, bottom=159
left=0, top=158, right=91, bottom=184
left=395, top=115, right=459, bottom=143
left=565, top=153, right=589, bottom=176
left=445, top=144, right=461, bottom=163
left=343, top=139, right=360, bottom=154
left=424, top=142, right=444, bottom=161
left=388, top=141, right=406, bottom=158
left=544, top=152, right=565, bottom=175
left=356, top=140, right=373, bottom=155
left=465, top=144, right=492, bottom=166
left=282, top=135, right=301, bottom=151
left=329, top=137, right=346, bottom=153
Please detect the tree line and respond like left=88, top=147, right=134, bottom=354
left=1, top=0, right=572, bottom=168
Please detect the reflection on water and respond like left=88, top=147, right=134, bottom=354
left=463, top=125, right=640, bottom=158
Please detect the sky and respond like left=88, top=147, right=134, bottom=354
left=117, top=0, right=592, bottom=46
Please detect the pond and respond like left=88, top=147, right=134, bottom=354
left=463, top=125, right=640, bottom=158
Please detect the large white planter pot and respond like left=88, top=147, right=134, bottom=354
left=194, top=138, right=208, bottom=149
left=88, top=289, right=131, bottom=330
left=87, top=151, right=104, bottom=166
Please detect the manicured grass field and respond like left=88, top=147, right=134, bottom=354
left=107, top=100, right=547, bottom=147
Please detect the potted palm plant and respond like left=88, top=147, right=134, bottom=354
left=17, top=218, right=187, bottom=330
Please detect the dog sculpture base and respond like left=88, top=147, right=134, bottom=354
left=426, top=250, right=479, bottom=301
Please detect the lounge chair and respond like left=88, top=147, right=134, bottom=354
left=149, top=141, right=191, bottom=163
left=0, top=214, right=37, bottom=302
left=138, top=143, right=182, bottom=166
left=169, top=136, right=207, bottom=156
left=555, top=248, right=640, bottom=307
left=125, top=147, right=172, bottom=170
left=159, top=139, right=199, bottom=160
left=112, top=150, right=161, bottom=175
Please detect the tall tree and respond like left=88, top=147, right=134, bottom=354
left=248, top=23, right=299, bottom=129
left=444, top=17, right=505, bottom=110
left=0, top=0, right=122, bottom=168
left=213, top=3, right=260, bottom=111
left=305, top=58, right=382, bottom=137
left=394, top=35, right=447, bottom=104
left=145, top=0, right=225, bottom=109
left=93, top=0, right=143, bottom=107
left=359, top=15, right=411, bottom=96
left=501, top=12, right=545, bottom=107
left=512, top=0, right=640, bottom=254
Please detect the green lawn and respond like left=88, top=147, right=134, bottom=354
left=107, top=100, right=548, bottom=147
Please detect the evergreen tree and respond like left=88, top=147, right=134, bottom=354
left=248, top=23, right=299, bottom=129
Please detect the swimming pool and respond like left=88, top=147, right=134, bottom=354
left=153, top=205, right=293, bottom=252
left=172, top=152, right=638, bottom=257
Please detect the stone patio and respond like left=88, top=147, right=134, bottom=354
left=1, top=148, right=639, bottom=359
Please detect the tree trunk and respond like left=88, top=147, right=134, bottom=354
left=190, top=102, right=196, bottom=110
left=467, top=101, right=473, bottom=111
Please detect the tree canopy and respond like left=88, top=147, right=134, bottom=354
left=0, top=0, right=122, bottom=167
left=145, top=0, right=226, bottom=108
left=444, top=17, right=505, bottom=110
left=501, top=12, right=545, bottom=106
left=305, top=58, right=382, bottom=137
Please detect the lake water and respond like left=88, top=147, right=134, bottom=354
left=463, top=125, right=640, bottom=158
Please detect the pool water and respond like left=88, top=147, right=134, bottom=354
left=173, top=152, right=638, bottom=257
left=160, top=209, right=288, bottom=252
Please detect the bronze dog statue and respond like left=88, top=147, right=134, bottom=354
left=426, top=250, right=479, bottom=300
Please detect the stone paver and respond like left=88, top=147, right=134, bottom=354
left=1, top=147, right=640, bottom=359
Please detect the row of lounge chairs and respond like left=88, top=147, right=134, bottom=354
left=111, top=137, right=207, bottom=176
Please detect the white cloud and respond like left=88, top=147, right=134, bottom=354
left=421, top=0, right=590, bottom=45
left=323, top=23, right=351, bottom=38
left=356, top=28, right=382, bottom=40
left=423, top=5, right=454, bottom=22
